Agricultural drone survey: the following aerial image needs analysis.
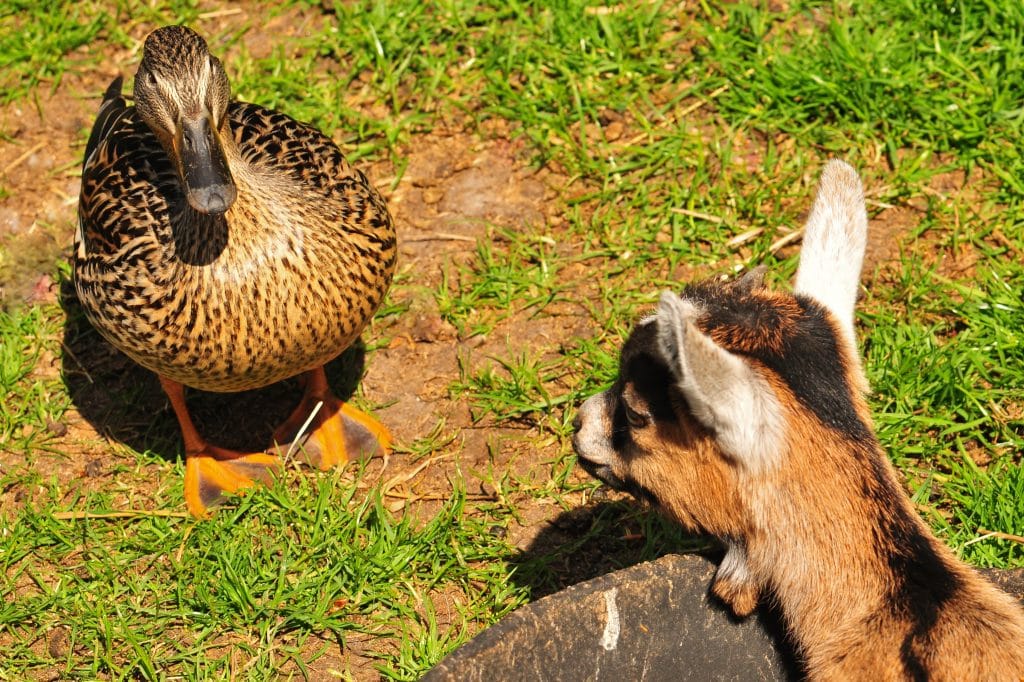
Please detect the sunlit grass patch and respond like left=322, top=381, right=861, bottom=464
left=0, top=305, right=69, bottom=454
left=0, top=469, right=526, bottom=680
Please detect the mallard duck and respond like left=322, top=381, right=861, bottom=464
left=75, top=25, right=397, bottom=517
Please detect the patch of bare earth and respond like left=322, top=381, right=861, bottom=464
left=0, top=83, right=90, bottom=305
left=363, top=130, right=613, bottom=596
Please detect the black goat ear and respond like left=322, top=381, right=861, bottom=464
left=732, top=265, right=767, bottom=295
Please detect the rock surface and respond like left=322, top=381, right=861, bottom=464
left=425, top=554, right=794, bottom=682
left=425, top=553, right=1024, bottom=682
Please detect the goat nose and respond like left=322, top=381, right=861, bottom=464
left=572, top=412, right=582, bottom=432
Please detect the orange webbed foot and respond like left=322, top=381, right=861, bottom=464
left=159, top=376, right=282, bottom=518
left=270, top=395, right=392, bottom=470
left=184, top=448, right=281, bottom=518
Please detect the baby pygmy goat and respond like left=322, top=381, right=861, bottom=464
left=572, top=160, right=1024, bottom=680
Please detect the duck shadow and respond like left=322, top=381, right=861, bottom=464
left=506, top=496, right=805, bottom=680
left=59, top=277, right=366, bottom=461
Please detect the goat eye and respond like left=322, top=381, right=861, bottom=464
left=623, top=402, right=649, bottom=429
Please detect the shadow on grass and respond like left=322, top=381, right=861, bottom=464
left=507, top=496, right=708, bottom=599
left=58, top=277, right=367, bottom=461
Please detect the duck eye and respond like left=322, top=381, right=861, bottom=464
left=145, top=71, right=157, bottom=86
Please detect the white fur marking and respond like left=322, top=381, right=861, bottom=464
left=637, top=313, right=657, bottom=327
left=599, top=588, right=621, bottom=651
left=719, top=541, right=749, bottom=584
left=794, top=159, right=867, bottom=349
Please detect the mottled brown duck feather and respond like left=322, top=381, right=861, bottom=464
left=75, top=31, right=396, bottom=393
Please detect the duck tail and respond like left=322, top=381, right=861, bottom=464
left=82, top=76, right=129, bottom=171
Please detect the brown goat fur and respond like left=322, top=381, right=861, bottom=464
left=572, top=160, right=1024, bottom=680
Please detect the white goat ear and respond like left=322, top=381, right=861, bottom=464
left=793, top=159, right=868, bottom=348
left=656, top=292, right=783, bottom=471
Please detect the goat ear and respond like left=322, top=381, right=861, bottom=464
left=793, top=160, right=868, bottom=348
left=656, top=292, right=783, bottom=471
left=732, top=264, right=767, bottom=295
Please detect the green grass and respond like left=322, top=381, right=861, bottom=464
left=0, top=469, right=524, bottom=680
left=698, top=1, right=1024, bottom=181
left=0, top=2, right=106, bottom=104
left=0, top=305, right=69, bottom=454
left=1, top=0, right=1024, bottom=678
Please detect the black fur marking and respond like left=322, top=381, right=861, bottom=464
left=866, top=461, right=962, bottom=678
left=577, top=454, right=662, bottom=508
left=894, top=542, right=960, bottom=680
left=616, top=321, right=678, bottom=424
left=774, top=297, right=873, bottom=442
left=587, top=321, right=678, bottom=507
left=845, top=439, right=962, bottom=675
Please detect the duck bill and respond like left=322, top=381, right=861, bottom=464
left=177, top=113, right=237, bottom=215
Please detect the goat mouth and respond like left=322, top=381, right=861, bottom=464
left=576, top=457, right=661, bottom=508
left=575, top=456, right=620, bottom=487
left=624, top=480, right=661, bottom=508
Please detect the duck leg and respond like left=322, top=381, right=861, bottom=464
left=269, top=366, right=391, bottom=469
left=159, top=377, right=281, bottom=517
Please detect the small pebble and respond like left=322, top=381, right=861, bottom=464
left=46, top=419, right=67, bottom=437
left=47, top=626, right=70, bottom=659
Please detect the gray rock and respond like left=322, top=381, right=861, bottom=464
left=425, top=554, right=1024, bottom=682
left=425, top=554, right=796, bottom=682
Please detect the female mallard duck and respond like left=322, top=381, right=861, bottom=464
left=75, top=25, right=397, bottom=517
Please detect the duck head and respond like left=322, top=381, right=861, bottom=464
left=134, top=25, right=237, bottom=215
